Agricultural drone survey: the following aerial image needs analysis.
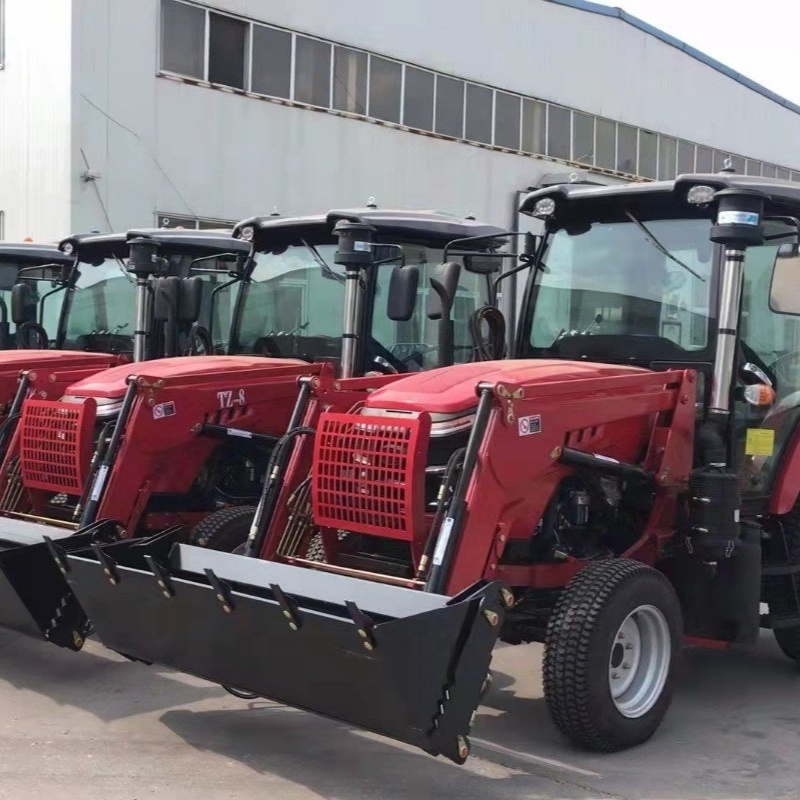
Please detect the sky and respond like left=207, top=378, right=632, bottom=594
left=611, top=0, right=800, bottom=105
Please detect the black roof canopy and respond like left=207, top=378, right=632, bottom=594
left=234, top=209, right=507, bottom=251
left=59, top=228, right=246, bottom=264
left=0, top=242, right=74, bottom=266
left=520, top=173, right=800, bottom=223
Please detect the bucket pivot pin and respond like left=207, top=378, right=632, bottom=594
left=270, top=583, right=300, bottom=630
left=44, top=536, right=69, bottom=576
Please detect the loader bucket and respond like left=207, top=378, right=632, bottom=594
left=0, top=519, right=119, bottom=650
left=65, top=531, right=506, bottom=763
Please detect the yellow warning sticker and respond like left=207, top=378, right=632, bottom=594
left=745, top=428, right=775, bottom=457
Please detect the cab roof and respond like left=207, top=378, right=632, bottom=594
left=59, top=228, right=246, bottom=264
left=520, top=173, right=800, bottom=221
left=235, top=209, right=507, bottom=250
left=0, top=242, right=73, bottom=266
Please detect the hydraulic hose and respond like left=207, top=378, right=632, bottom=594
left=469, top=305, right=506, bottom=361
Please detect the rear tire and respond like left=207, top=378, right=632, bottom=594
left=764, top=506, right=800, bottom=664
left=543, top=559, right=682, bottom=752
left=190, top=505, right=256, bottom=552
left=773, top=627, right=800, bottom=661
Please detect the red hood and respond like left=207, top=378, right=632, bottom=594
left=0, top=350, right=117, bottom=375
left=365, top=359, right=648, bottom=414
left=66, top=355, right=316, bottom=398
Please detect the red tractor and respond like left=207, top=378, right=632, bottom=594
left=66, top=174, right=800, bottom=761
left=0, top=209, right=508, bottom=651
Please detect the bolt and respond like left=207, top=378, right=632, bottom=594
left=500, top=587, right=515, bottom=609
left=483, top=609, right=500, bottom=627
left=625, top=643, right=633, bottom=650
left=623, top=663, right=630, bottom=669
left=550, top=446, right=563, bottom=460
left=358, top=629, right=368, bottom=639
left=456, top=735, right=470, bottom=761
left=289, top=622, right=298, bottom=631
left=611, top=672, right=619, bottom=679
left=363, top=641, right=374, bottom=652
left=282, top=609, right=292, bottom=619
left=223, top=605, right=232, bottom=614
left=619, top=633, right=626, bottom=639
left=72, top=632, right=84, bottom=649
left=162, top=591, right=171, bottom=599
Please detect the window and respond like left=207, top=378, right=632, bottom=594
left=522, top=99, right=546, bottom=155
left=695, top=146, right=713, bottom=172
left=617, top=124, right=637, bottom=174
left=403, top=67, right=434, bottom=130
left=595, top=118, right=616, bottom=169
left=763, top=164, right=778, bottom=178
left=658, top=136, right=676, bottom=179
left=251, top=25, right=291, bottom=98
left=333, top=47, right=367, bottom=114
left=547, top=105, right=571, bottom=160
left=161, top=0, right=205, bottom=79
left=729, top=155, right=746, bottom=174
left=465, top=84, right=492, bottom=144
left=572, top=112, right=594, bottom=165
left=295, top=36, right=331, bottom=107
left=435, top=76, right=464, bottom=138
left=638, top=130, right=657, bottom=179
left=677, top=140, right=695, bottom=174
left=529, top=217, right=713, bottom=352
left=777, top=167, right=792, bottom=180
left=208, top=12, right=248, bottom=89
left=495, top=92, right=520, bottom=150
left=747, top=160, right=763, bottom=176
left=65, top=259, right=137, bottom=350
left=369, top=56, right=401, bottom=123
left=157, top=213, right=235, bottom=229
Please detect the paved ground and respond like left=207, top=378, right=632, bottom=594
left=0, top=628, right=798, bottom=799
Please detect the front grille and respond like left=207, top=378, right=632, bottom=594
left=312, top=411, right=429, bottom=540
left=19, top=400, right=97, bottom=494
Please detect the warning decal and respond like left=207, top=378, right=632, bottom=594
left=745, top=428, right=774, bottom=457
left=153, top=401, right=177, bottom=420
left=518, top=414, right=542, bottom=437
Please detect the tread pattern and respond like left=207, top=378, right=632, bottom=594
left=765, top=506, right=800, bottom=661
left=543, top=558, right=675, bottom=752
left=190, top=505, right=257, bottom=550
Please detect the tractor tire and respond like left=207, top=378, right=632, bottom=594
left=190, top=505, right=256, bottom=552
left=764, top=506, right=800, bottom=664
left=543, top=558, right=682, bottom=752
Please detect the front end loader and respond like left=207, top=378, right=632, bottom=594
left=68, top=174, right=800, bottom=760
left=0, top=208, right=510, bottom=650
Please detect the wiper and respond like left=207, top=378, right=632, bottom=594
left=301, top=238, right=345, bottom=285
left=624, top=211, right=706, bottom=283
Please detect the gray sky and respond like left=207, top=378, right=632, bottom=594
left=615, top=0, right=800, bottom=104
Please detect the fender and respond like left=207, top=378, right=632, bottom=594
left=767, top=423, right=800, bottom=514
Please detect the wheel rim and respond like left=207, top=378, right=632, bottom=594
left=608, top=604, right=671, bottom=718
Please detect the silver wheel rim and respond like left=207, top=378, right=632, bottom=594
left=608, top=604, right=671, bottom=718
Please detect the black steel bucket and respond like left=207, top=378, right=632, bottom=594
left=65, top=530, right=506, bottom=763
left=0, top=519, right=119, bottom=650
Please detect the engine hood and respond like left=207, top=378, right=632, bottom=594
left=65, top=355, right=316, bottom=399
left=365, top=359, right=648, bottom=415
left=0, top=351, right=117, bottom=375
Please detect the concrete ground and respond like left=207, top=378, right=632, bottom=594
left=0, top=629, right=798, bottom=800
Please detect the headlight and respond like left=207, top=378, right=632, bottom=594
left=238, top=225, right=255, bottom=242
left=62, top=242, right=74, bottom=255
left=533, top=197, right=556, bottom=218
left=687, top=185, right=716, bottom=205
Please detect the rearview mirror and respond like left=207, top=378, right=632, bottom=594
left=153, top=276, right=180, bottom=322
left=179, top=276, right=204, bottom=322
left=11, top=283, right=36, bottom=325
left=463, top=254, right=502, bottom=275
left=770, top=243, right=800, bottom=315
left=426, top=262, right=461, bottom=320
left=387, top=265, right=419, bottom=322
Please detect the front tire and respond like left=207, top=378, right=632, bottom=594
left=543, top=559, right=682, bottom=752
left=190, top=505, right=256, bottom=552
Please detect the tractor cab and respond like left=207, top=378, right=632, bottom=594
left=515, top=175, right=800, bottom=506
left=230, top=209, right=507, bottom=374
left=0, top=243, right=76, bottom=350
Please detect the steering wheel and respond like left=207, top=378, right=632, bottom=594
left=16, top=321, right=49, bottom=350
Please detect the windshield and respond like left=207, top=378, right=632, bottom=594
left=59, top=258, right=137, bottom=350
left=528, top=217, right=714, bottom=354
left=234, top=242, right=490, bottom=370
